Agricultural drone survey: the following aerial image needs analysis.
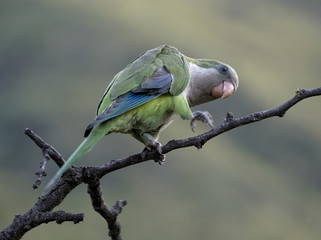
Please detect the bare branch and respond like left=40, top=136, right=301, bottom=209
left=0, top=210, right=83, bottom=240
left=1, top=87, right=320, bottom=240
left=33, top=152, right=49, bottom=189
left=87, top=179, right=127, bottom=240
left=25, top=128, right=65, bottom=167
left=80, top=88, right=321, bottom=180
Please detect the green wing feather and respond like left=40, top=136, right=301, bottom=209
left=159, top=45, right=190, bottom=96
left=97, top=45, right=190, bottom=114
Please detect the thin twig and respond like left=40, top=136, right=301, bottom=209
left=25, top=128, right=65, bottom=167
left=33, top=151, right=49, bottom=189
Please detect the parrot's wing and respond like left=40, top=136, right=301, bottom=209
left=109, top=47, right=164, bottom=101
left=96, top=45, right=190, bottom=115
left=84, top=66, right=173, bottom=137
left=84, top=46, right=190, bottom=137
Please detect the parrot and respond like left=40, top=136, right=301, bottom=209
left=45, top=45, right=239, bottom=191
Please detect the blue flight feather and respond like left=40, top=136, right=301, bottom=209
left=84, top=92, right=162, bottom=137
left=84, top=66, right=173, bottom=137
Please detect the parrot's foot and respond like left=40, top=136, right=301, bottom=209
left=140, top=133, right=165, bottom=165
left=190, top=111, right=214, bottom=132
left=142, top=144, right=166, bottom=165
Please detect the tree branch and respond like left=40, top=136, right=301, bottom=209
left=1, top=87, right=320, bottom=240
left=0, top=210, right=83, bottom=240
left=83, top=87, right=321, bottom=179
left=25, top=128, right=65, bottom=167
left=33, top=152, right=49, bottom=189
left=87, top=179, right=127, bottom=240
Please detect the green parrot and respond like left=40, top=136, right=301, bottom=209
left=45, top=45, right=239, bottom=191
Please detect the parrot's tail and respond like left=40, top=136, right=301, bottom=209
left=44, top=127, right=106, bottom=192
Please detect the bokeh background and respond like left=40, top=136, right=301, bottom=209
left=1, top=0, right=321, bottom=239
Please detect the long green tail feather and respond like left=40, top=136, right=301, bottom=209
left=44, top=127, right=106, bottom=192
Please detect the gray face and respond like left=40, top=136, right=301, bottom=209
left=186, top=61, right=239, bottom=107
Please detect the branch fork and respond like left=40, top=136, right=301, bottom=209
left=87, top=179, right=127, bottom=240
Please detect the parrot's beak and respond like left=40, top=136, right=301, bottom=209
left=211, top=81, right=235, bottom=99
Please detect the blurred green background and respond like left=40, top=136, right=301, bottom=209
left=1, top=0, right=321, bottom=239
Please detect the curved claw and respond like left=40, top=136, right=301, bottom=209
left=142, top=144, right=166, bottom=165
left=151, top=141, right=166, bottom=165
left=190, top=111, right=214, bottom=132
left=140, top=133, right=166, bottom=165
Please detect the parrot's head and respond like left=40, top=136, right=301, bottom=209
left=185, top=58, right=239, bottom=107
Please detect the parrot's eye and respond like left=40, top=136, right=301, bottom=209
left=219, top=65, right=229, bottom=74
